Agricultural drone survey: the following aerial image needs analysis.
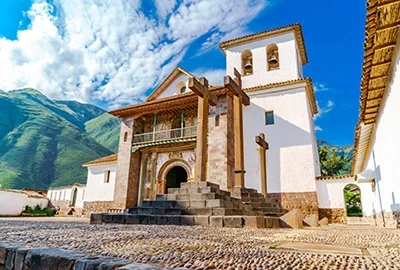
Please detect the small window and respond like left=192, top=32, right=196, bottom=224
left=215, top=115, right=220, bottom=127
left=180, top=86, right=186, bottom=93
left=123, top=132, right=128, bottom=142
left=104, top=170, right=111, bottom=183
left=265, top=111, right=274, bottom=125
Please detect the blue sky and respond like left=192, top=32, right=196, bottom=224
left=0, top=0, right=366, bottom=146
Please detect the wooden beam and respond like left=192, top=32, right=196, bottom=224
left=188, top=77, right=218, bottom=105
left=224, top=76, right=250, bottom=106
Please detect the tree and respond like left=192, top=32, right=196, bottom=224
left=318, top=145, right=351, bottom=176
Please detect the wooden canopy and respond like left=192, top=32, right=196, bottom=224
left=353, top=0, right=400, bottom=174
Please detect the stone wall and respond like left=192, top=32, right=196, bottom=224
left=364, top=211, right=400, bottom=228
left=0, top=243, right=158, bottom=269
left=318, top=208, right=346, bottom=224
left=207, top=96, right=235, bottom=191
left=268, top=192, right=319, bottom=216
left=83, top=201, right=116, bottom=217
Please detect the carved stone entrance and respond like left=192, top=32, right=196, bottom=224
left=156, top=158, right=193, bottom=194
left=166, top=166, right=188, bottom=190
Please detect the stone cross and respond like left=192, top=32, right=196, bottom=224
left=255, top=133, right=269, bottom=197
left=224, top=68, right=250, bottom=188
left=188, top=76, right=217, bottom=182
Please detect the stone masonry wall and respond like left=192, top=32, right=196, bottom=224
left=0, top=243, right=157, bottom=270
left=318, top=208, right=346, bottom=224
left=268, top=192, right=319, bottom=216
left=83, top=201, right=116, bottom=217
left=207, top=96, right=235, bottom=191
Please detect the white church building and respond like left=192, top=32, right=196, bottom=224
left=47, top=0, right=400, bottom=228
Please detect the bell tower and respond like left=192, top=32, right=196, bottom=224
left=218, top=24, right=321, bottom=217
left=219, top=24, right=307, bottom=89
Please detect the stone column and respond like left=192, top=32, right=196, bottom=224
left=113, top=117, right=141, bottom=209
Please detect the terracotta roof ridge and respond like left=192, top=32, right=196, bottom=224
left=316, top=174, right=355, bottom=180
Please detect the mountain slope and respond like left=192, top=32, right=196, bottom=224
left=0, top=89, right=113, bottom=189
left=85, top=113, right=121, bottom=153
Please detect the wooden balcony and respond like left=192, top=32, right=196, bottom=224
left=133, top=126, right=197, bottom=146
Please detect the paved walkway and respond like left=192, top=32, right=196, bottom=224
left=0, top=217, right=399, bottom=269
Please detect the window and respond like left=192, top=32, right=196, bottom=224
left=123, top=132, right=128, bottom=142
left=241, top=50, right=253, bottom=75
left=265, top=111, right=274, bottom=125
left=215, top=115, right=220, bottom=127
left=180, top=86, right=186, bottom=93
left=104, top=170, right=111, bottom=183
left=267, top=44, right=279, bottom=70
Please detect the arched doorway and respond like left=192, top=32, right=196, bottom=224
left=166, top=166, right=188, bottom=190
left=71, top=188, right=78, bottom=206
left=344, top=184, right=362, bottom=217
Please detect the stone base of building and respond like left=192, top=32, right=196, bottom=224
left=267, top=192, right=319, bottom=216
left=83, top=201, right=117, bottom=217
left=49, top=200, right=84, bottom=217
left=318, top=208, right=346, bottom=224
left=364, top=211, right=400, bottom=228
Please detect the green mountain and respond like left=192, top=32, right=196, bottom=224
left=0, top=88, right=117, bottom=190
left=85, top=113, right=120, bottom=153
left=317, top=140, right=354, bottom=175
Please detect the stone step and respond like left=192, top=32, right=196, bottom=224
left=93, top=213, right=284, bottom=228
left=127, top=207, right=182, bottom=215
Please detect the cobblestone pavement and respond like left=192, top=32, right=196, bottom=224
left=0, top=218, right=399, bottom=269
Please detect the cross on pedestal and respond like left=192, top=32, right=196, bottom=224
left=255, top=133, right=269, bottom=197
left=188, top=76, right=217, bottom=182
left=224, top=68, right=250, bottom=188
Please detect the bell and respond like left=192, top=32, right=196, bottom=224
left=244, top=59, right=252, bottom=71
left=268, top=54, right=278, bottom=65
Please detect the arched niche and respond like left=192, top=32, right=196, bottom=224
left=267, top=44, right=279, bottom=70
left=241, top=50, right=253, bottom=75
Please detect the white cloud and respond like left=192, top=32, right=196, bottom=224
left=314, top=126, right=323, bottom=132
left=192, top=68, right=226, bottom=86
left=315, top=100, right=335, bottom=119
left=314, top=82, right=329, bottom=92
left=0, top=0, right=267, bottom=108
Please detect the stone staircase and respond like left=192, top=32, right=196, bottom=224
left=91, top=181, right=287, bottom=228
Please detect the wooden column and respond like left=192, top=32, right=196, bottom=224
left=224, top=68, right=250, bottom=188
left=188, top=77, right=217, bottom=182
left=256, top=133, right=269, bottom=197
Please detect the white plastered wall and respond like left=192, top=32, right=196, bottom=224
left=47, top=185, right=86, bottom=208
left=225, top=32, right=302, bottom=88
left=0, top=190, right=28, bottom=216
left=361, top=44, right=400, bottom=217
left=84, top=163, right=117, bottom=202
left=243, top=85, right=319, bottom=193
left=157, top=74, right=191, bottom=99
left=316, top=178, right=373, bottom=213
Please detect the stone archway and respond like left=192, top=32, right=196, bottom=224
left=344, top=184, right=363, bottom=217
left=166, top=166, right=188, bottom=189
left=156, top=158, right=193, bottom=194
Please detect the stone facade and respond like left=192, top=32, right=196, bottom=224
left=207, top=96, right=235, bottom=191
left=318, top=208, right=346, bottom=224
left=83, top=201, right=116, bottom=217
left=268, top=192, right=319, bottom=216
left=364, top=211, right=400, bottom=228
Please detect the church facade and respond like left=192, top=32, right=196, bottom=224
left=82, top=24, right=321, bottom=217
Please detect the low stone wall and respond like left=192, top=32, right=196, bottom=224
left=268, top=192, right=319, bottom=216
left=49, top=200, right=84, bottom=217
left=318, top=208, right=346, bottom=224
left=0, top=242, right=159, bottom=270
left=83, top=201, right=116, bottom=216
left=364, top=211, right=400, bottom=228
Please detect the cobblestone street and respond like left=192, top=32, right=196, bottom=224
left=1, top=218, right=399, bottom=269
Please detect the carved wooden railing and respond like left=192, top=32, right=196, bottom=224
left=133, top=125, right=197, bottom=145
